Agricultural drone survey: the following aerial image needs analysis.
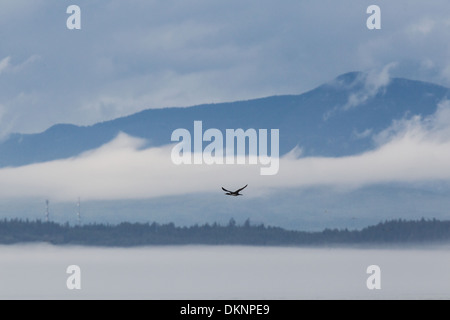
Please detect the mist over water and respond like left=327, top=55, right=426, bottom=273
left=0, top=245, right=449, bottom=299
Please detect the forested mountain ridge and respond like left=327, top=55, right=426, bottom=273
left=1, top=72, right=448, bottom=167
left=0, top=218, right=449, bottom=246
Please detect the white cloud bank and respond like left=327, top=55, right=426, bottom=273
left=2, top=245, right=450, bottom=299
left=0, top=101, right=450, bottom=201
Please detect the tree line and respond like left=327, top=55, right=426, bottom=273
left=0, top=218, right=449, bottom=246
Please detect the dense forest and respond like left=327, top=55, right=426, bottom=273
left=0, top=218, right=449, bottom=246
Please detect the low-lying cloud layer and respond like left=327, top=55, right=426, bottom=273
left=2, top=245, right=450, bottom=299
left=0, top=101, right=449, bottom=202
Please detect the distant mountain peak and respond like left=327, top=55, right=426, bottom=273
left=327, top=71, right=382, bottom=92
left=334, top=71, right=364, bottom=84
left=0, top=72, right=448, bottom=167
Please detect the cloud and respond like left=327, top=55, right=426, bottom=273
left=2, top=1, right=450, bottom=136
left=324, top=63, right=397, bottom=120
left=2, top=245, right=450, bottom=299
left=407, top=18, right=436, bottom=36
left=0, top=101, right=449, bottom=201
left=352, top=128, right=373, bottom=140
left=0, top=54, right=43, bottom=138
left=441, top=64, right=450, bottom=83
left=0, top=56, right=10, bottom=75
left=356, top=3, right=450, bottom=85
left=12, top=55, right=41, bottom=73
left=373, top=99, right=450, bottom=145
left=342, top=63, right=396, bottom=111
left=0, top=55, right=40, bottom=77
left=0, top=104, right=10, bottom=139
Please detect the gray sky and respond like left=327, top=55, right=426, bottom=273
left=1, top=0, right=450, bottom=135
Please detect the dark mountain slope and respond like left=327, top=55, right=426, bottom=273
left=0, top=72, right=447, bottom=167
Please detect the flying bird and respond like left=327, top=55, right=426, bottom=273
left=222, top=184, right=248, bottom=196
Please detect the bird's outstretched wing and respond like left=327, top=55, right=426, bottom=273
left=236, top=184, right=248, bottom=193
left=222, top=187, right=232, bottom=193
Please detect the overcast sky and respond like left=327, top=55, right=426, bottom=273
left=1, top=0, right=450, bottom=135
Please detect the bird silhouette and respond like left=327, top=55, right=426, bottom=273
left=222, top=184, right=248, bottom=196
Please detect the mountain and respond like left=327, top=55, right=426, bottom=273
left=1, top=218, right=449, bottom=246
left=0, top=71, right=448, bottom=167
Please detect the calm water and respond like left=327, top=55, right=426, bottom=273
left=0, top=244, right=449, bottom=299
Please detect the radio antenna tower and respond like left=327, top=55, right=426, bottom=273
left=76, top=197, right=81, bottom=225
left=45, top=199, right=50, bottom=222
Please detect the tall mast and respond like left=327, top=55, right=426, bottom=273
left=45, top=199, right=49, bottom=222
left=76, top=197, right=81, bottom=225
